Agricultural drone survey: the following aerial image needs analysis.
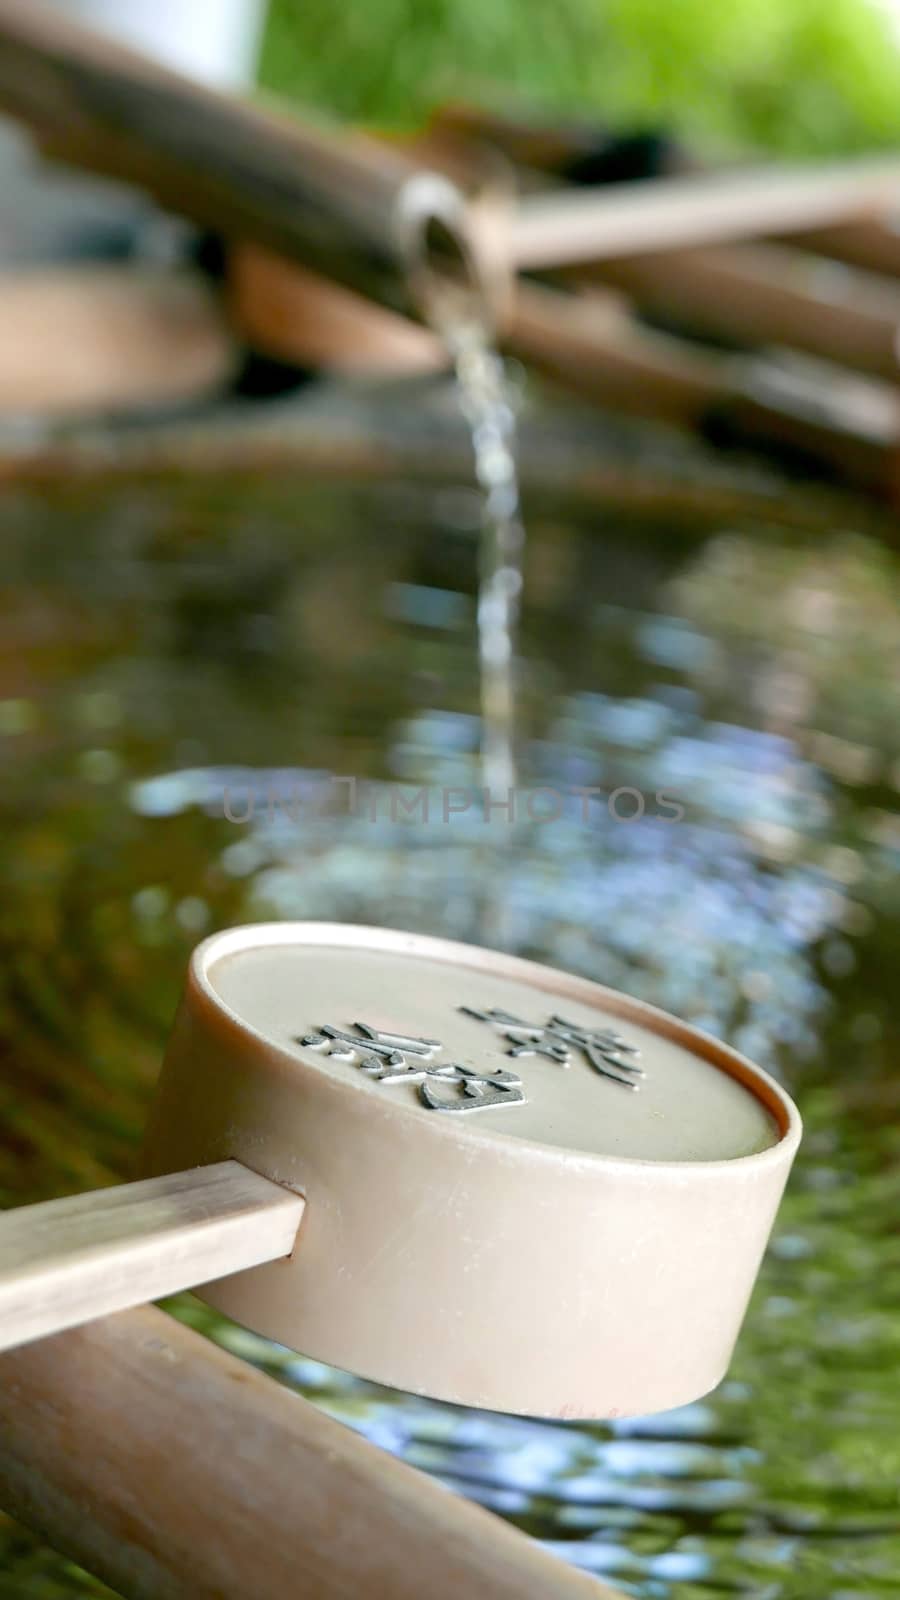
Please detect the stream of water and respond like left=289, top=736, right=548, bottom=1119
left=451, top=327, right=525, bottom=802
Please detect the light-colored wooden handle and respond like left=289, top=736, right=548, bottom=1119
left=0, top=1303, right=614, bottom=1600
left=0, top=1161, right=304, bottom=1353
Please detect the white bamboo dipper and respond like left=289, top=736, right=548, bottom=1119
left=2, top=922, right=800, bottom=1418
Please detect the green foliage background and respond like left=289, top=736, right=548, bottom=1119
left=260, top=0, right=900, bottom=154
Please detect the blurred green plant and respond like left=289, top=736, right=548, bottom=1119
left=260, top=0, right=900, bottom=154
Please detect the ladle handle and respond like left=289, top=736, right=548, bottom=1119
left=0, top=1161, right=304, bottom=1353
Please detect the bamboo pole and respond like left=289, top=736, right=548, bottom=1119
left=511, top=283, right=721, bottom=425
left=511, top=282, right=900, bottom=501
left=511, top=160, right=900, bottom=270
left=0, top=1303, right=616, bottom=1600
left=580, top=242, right=900, bottom=384
left=0, top=0, right=501, bottom=326
left=792, top=219, right=900, bottom=279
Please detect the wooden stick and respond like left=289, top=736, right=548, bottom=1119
left=512, top=159, right=900, bottom=270
left=0, top=1303, right=615, bottom=1600
left=580, top=242, right=900, bottom=384
left=0, top=1162, right=304, bottom=1353
left=0, top=0, right=496, bottom=322
left=0, top=266, right=236, bottom=417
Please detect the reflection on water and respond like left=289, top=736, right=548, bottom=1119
left=0, top=469, right=898, bottom=1597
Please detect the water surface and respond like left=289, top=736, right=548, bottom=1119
left=0, top=463, right=898, bottom=1597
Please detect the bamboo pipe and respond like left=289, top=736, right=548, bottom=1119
left=512, top=283, right=720, bottom=426
left=580, top=242, right=900, bottom=384
left=0, top=1303, right=616, bottom=1600
left=511, top=282, right=900, bottom=501
left=789, top=219, right=900, bottom=280
left=0, top=0, right=505, bottom=330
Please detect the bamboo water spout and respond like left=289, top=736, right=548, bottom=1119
left=0, top=0, right=507, bottom=333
